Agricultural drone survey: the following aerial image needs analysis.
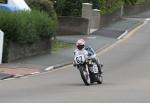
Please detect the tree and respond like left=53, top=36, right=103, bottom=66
left=123, top=0, right=138, bottom=5
left=52, top=0, right=141, bottom=16
left=98, top=0, right=123, bottom=14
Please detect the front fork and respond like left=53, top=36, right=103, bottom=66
left=77, top=64, right=90, bottom=75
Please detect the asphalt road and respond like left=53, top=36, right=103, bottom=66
left=0, top=21, right=150, bottom=103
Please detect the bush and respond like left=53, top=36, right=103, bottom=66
left=52, top=0, right=123, bottom=16
left=99, top=0, right=123, bottom=14
left=52, top=0, right=84, bottom=16
left=25, top=0, right=57, bottom=40
left=123, top=0, right=145, bottom=5
left=25, top=0, right=57, bottom=22
left=0, top=10, right=55, bottom=44
left=0, top=10, right=56, bottom=62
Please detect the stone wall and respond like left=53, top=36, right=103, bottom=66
left=6, top=39, right=51, bottom=62
left=81, top=3, right=122, bottom=30
left=91, top=9, right=100, bottom=29
left=124, top=4, right=145, bottom=15
left=82, top=3, right=92, bottom=34
left=56, top=16, right=89, bottom=35
left=124, top=1, right=150, bottom=16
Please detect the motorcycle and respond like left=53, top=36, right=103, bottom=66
left=74, top=51, right=103, bottom=86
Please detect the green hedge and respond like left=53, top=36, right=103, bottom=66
left=52, top=0, right=123, bottom=16
left=0, top=10, right=56, bottom=62
left=99, top=0, right=123, bottom=14
left=51, top=0, right=145, bottom=16
left=0, top=10, right=55, bottom=44
left=124, top=0, right=145, bottom=5
left=52, top=0, right=101, bottom=16
left=25, top=0, right=57, bottom=24
left=52, top=0, right=84, bottom=16
left=25, top=0, right=58, bottom=41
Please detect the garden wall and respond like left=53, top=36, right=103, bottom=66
left=6, top=39, right=51, bottom=62
left=56, top=16, right=89, bottom=35
left=124, top=0, right=150, bottom=16
left=99, top=8, right=122, bottom=28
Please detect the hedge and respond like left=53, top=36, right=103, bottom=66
left=0, top=10, right=56, bottom=62
left=25, top=0, right=57, bottom=26
left=99, top=0, right=123, bottom=14
left=124, top=0, right=145, bottom=5
left=0, top=10, right=55, bottom=44
left=52, top=0, right=123, bottom=16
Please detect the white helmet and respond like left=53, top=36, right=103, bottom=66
left=76, top=39, right=85, bottom=50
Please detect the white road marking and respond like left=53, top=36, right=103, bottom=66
left=145, top=18, right=150, bottom=21
left=124, top=20, right=148, bottom=39
left=117, top=30, right=128, bottom=40
left=87, top=36, right=97, bottom=39
left=97, top=20, right=147, bottom=56
left=45, top=66, right=54, bottom=71
left=31, top=72, right=40, bottom=75
left=4, top=78, right=15, bottom=81
left=23, top=65, right=73, bottom=78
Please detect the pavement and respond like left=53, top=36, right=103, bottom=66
left=0, top=12, right=148, bottom=80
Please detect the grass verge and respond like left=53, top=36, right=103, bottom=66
left=51, top=40, right=73, bottom=52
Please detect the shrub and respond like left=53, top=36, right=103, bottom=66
left=52, top=0, right=90, bottom=16
left=123, top=0, right=145, bottom=5
left=99, top=0, right=123, bottom=14
left=25, top=0, right=57, bottom=40
left=0, top=10, right=56, bottom=62
left=25, top=0, right=57, bottom=22
left=0, top=10, right=55, bottom=44
left=52, top=0, right=145, bottom=16
left=52, top=0, right=123, bottom=16
left=124, top=0, right=137, bottom=5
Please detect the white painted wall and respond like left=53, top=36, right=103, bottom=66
left=91, top=9, right=100, bottom=29
left=82, top=3, right=93, bottom=35
left=8, top=0, right=31, bottom=11
left=0, top=30, right=4, bottom=64
left=82, top=3, right=101, bottom=33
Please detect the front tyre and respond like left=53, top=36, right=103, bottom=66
left=79, top=66, right=91, bottom=86
left=97, top=74, right=103, bottom=84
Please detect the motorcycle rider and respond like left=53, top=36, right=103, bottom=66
left=73, top=39, right=103, bottom=75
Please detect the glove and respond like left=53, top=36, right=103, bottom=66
left=73, top=61, right=76, bottom=67
left=73, top=64, right=77, bottom=67
left=88, top=53, right=92, bottom=57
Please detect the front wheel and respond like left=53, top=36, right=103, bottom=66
left=97, top=74, right=103, bottom=84
left=79, top=66, right=91, bottom=86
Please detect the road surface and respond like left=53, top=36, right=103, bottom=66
left=0, top=21, right=150, bottom=103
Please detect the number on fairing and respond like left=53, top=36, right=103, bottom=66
left=75, top=55, right=85, bottom=64
left=93, top=64, right=98, bottom=73
left=76, top=56, right=83, bottom=63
